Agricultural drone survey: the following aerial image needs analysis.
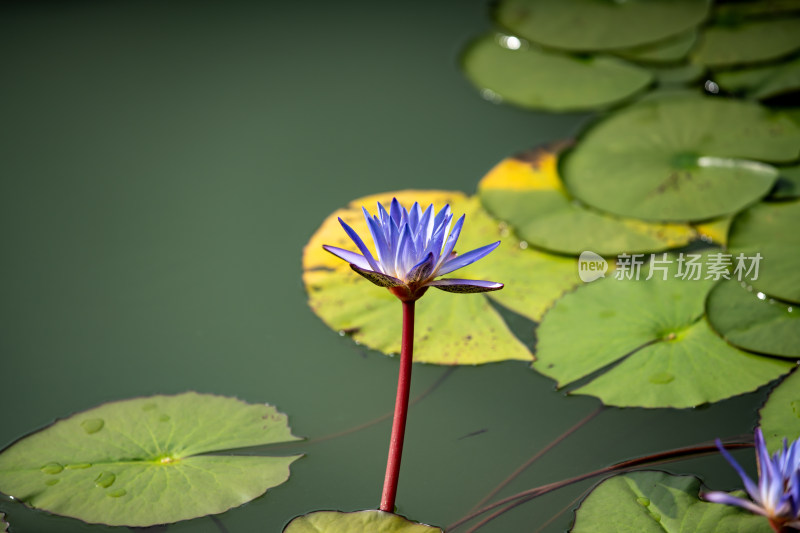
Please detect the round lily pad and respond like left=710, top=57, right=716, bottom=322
left=303, top=191, right=581, bottom=365
left=493, top=0, right=711, bottom=52
left=533, top=253, right=793, bottom=408
left=706, top=279, right=800, bottom=358
left=727, top=199, right=800, bottom=303
left=461, top=33, right=652, bottom=112
left=0, top=393, right=302, bottom=527
left=714, top=56, right=800, bottom=100
left=693, top=17, right=800, bottom=67
left=572, top=471, right=773, bottom=533
left=283, top=510, right=442, bottom=533
left=615, top=30, right=698, bottom=64
left=478, top=142, right=696, bottom=256
left=759, top=370, right=800, bottom=453
left=563, top=95, right=800, bottom=222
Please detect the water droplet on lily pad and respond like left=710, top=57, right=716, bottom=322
left=108, top=489, right=127, bottom=498
left=45, top=479, right=60, bottom=486
left=142, top=403, right=157, bottom=411
left=94, top=471, right=116, bottom=489
left=81, top=418, right=104, bottom=434
left=40, top=462, right=63, bottom=475
left=158, top=414, right=170, bottom=422
left=636, top=497, right=650, bottom=506
left=66, top=463, right=91, bottom=470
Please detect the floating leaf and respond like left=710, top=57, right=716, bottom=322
left=759, top=370, right=800, bottom=453
left=563, top=95, right=799, bottom=222
left=649, top=63, right=706, bottom=86
left=706, top=279, right=800, bottom=358
left=770, top=165, right=800, bottom=199
left=714, top=56, right=800, bottom=100
left=494, top=0, right=711, bottom=52
left=283, top=510, right=442, bottom=533
left=303, top=191, right=580, bottom=365
left=461, top=33, right=652, bottom=112
left=534, top=254, right=792, bottom=408
left=615, top=30, right=698, bottom=64
left=728, top=200, right=800, bottom=303
left=0, top=393, right=302, bottom=527
left=693, top=17, right=800, bottom=67
left=478, top=142, right=696, bottom=256
left=572, top=471, right=773, bottom=533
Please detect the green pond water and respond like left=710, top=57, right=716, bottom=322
left=0, top=1, right=768, bottom=531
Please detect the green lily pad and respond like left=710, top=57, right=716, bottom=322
left=494, top=0, right=711, bottom=52
left=649, top=63, right=706, bottom=86
left=715, top=56, right=800, bottom=100
left=283, top=510, right=442, bottom=533
left=693, top=17, right=800, bottom=67
left=303, top=191, right=581, bottom=365
left=728, top=200, right=800, bottom=303
left=707, top=279, right=800, bottom=358
left=759, top=370, right=800, bottom=453
left=616, top=30, right=698, bottom=64
left=572, top=471, right=773, bottom=533
left=461, top=33, right=652, bottom=112
left=0, top=393, right=302, bottom=527
left=478, top=143, right=696, bottom=256
left=563, top=95, right=800, bottom=222
left=770, top=165, right=800, bottom=199
left=533, top=253, right=793, bottom=408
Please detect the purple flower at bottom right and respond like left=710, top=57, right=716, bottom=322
left=703, top=428, right=800, bottom=532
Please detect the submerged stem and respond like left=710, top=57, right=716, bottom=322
left=380, top=300, right=416, bottom=512
left=448, top=439, right=754, bottom=531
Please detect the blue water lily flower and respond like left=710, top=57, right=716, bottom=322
left=703, top=428, right=800, bottom=532
left=323, top=198, right=503, bottom=301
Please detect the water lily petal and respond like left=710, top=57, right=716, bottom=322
left=436, top=215, right=465, bottom=271
left=407, top=252, right=435, bottom=283
left=423, top=211, right=452, bottom=262
left=350, top=264, right=404, bottom=288
left=364, top=208, right=391, bottom=268
left=322, top=245, right=372, bottom=271
left=395, top=224, right=416, bottom=277
left=389, top=198, right=403, bottom=225
left=716, top=439, right=761, bottom=500
left=338, top=218, right=382, bottom=273
left=703, top=491, right=769, bottom=516
left=437, top=241, right=501, bottom=276
left=428, top=278, right=504, bottom=293
left=408, top=202, right=422, bottom=232
left=418, top=204, right=434, bottom=244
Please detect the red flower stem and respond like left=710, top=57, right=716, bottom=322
left=380, top=299, right=416, bottom=512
